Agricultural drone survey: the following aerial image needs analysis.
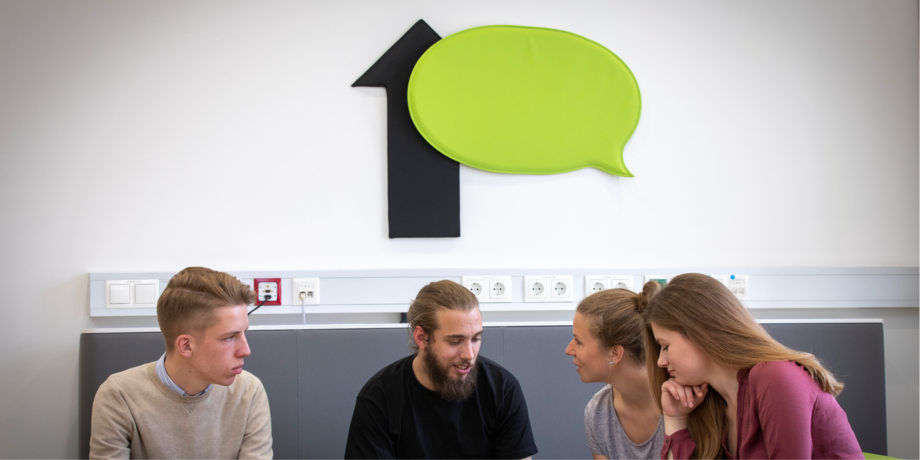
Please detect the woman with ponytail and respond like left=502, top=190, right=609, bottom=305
left=565, top=282, right=664, bottom=459
left=642, top=273, right=863, bottom=459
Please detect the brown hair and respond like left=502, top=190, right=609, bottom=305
left=641, top=273, right=843, bottom=459
left=157, top=267, right=255, bottom=350
left=576, top=281, right=660, bottom=363
left=407, top=280, right=479, bottom=352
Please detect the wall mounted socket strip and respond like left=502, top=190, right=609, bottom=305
left=292, top=278, right=321, bottom=305
left=644, top=275, right=673, bottom=287
left=240, top=279, right=256, bottom=305
left=461, top=276, right=512, bottom=303
left=524, top=275, right=573, bottom=302
left=709, top=275, right=730, bottom=289
left=105, top=280, right=160, bottom=308
left=254, top=278, right=282, bottom=305
left=584, top=275, right=634, bottom=295
left=710, top=274, right=749, bottom=300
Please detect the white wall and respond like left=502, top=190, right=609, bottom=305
left=0, top=1, right=916, bottom=458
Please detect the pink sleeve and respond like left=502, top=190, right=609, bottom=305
left=750, top=361, right=818, bottom=459
left=662, top=429, right=696, bottom=460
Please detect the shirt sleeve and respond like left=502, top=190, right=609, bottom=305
left=89, top=381, right=133, bottom=460
left=750, top=362, right=818, bottom=459
left=493, top=376, right=538, bottom=459
left=344, top=392, right=396, bottom=459
left=584, top=399, right=603, bottom=455
left=239, top=381, right=273, bottom=460
left=661, top=429, right=695, bottom=460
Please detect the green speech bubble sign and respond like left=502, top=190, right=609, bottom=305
left=407, top=25, right=641, bottom=177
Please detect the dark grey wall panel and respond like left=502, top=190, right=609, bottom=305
left=501, top=326, right=606, bottom=459
left=297, top=328, right=411, bottom=459
left=762, top=323, right=887, bottom=455
left=78, top=332, right=165, bottom=459
left=245, top=331, right=300, bottom=460
left=80, top=323, right=888, bottom=459
left=480, top=326, right=503, bottom=365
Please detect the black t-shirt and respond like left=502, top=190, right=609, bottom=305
left=344, top=354, right=538, bottom=459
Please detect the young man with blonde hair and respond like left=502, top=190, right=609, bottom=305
left=344, top=280, right=538, bottom=459
left=89, top=267, right=273, bottom=459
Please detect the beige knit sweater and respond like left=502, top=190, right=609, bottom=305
left=89, top=362, right=273, bottom=459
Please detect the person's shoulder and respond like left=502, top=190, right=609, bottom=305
left=748, top=361, right=820, bottom=396
left=220, top=370, right=271, bottom=413
left=585, top=384, right=613, bottom=418
left=101, top=362, right=156, bottom=392
left=749, top=360, right=812, bottom=382
left=93, top=363, right=158, bottom=411
left=358, top=354, right=414, bottom=396
left=229, top=369, right=265, bottom=393
left=476, top=355, right=517, bottom=381
left=475, top=355, right=527, bottom=398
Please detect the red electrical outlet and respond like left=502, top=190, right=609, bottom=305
left=253, top=278, right=282, bottom=306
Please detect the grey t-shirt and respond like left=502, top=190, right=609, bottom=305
left=584, top=385, right=664, bottom=459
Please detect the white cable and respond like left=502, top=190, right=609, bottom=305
left=300, top=291, right=307, bottom=325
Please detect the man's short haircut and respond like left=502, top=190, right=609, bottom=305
left=157, top=267, right=255, bottom=350
left=406, top=280, right=479, bottom=353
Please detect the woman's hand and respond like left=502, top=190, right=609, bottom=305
left=661, top=379, right=708, bottom=419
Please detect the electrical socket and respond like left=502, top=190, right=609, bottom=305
left=524, top=276, right=549, bottom=301
left=525, top=275, right=573, bottom=302
left=461, top=276, right=512, bottom=303
left=292, top=278, right=321, bottom=305
left=254, top=278, right=282, bottom=305
left=722, top=274, right=749, bottom=300
left=644, top=275, right=673, bottom=288
left=584, top=275, right=634, bottom=296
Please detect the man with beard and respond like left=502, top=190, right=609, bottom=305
left=344, top=280, right=538, bottom=459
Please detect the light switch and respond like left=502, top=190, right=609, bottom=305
left=135, top=284, right=157, bottom=304
left=106, top=279, right=159, bottom=308
left=110, top=284, right=130, bottom=304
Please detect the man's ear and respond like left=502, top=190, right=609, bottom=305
left=413, top=325, right=430, bottom=351
left=175, top=334, right=194, bottom=358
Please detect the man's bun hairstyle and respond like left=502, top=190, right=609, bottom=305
left=406, top=280, right=479, bottom=353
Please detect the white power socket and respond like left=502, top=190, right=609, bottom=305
left=292, top=278, right=321, bottom=305
left=710, top=274, right=749, bottom=300
left=524, top=276, right=549, bottom=301
left=584, top=275, right=634, bottom=295
left=525, top=275, right=573, bottom=302
left=461, top=276, right=512, bottom=303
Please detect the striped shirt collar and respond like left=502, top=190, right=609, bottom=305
left=155, top=353, right=212, bottom=397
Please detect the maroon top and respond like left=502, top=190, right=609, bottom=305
left=662, top=361, right=864, bottom=459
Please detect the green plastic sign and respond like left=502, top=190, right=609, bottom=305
left=408, top=25, right=641, bottom=177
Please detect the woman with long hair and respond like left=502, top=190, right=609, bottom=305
left=641, top=273, right=863, bottom=459
left=565, top=282, right=664, bottom=459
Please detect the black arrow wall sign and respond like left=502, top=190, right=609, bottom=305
left=353, top=20, right=460, bottom=238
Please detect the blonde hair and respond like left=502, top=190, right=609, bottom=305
left=641, top=273, right=843, bottom=459
left=157, top=267, right=255, bottom=350
left=576, top=282, right=660, bottom=363
left=406, top=280, right=479, bottom=352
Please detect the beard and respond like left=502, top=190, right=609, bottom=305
left=422, top=349, right=479, bottom=401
